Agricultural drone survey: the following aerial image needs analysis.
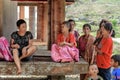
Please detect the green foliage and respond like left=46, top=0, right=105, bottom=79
left=66, top=0, right=120, bottom=38
left=113, top=42, right=120, bottom=54
left=110, top=19, right=118, bottom=27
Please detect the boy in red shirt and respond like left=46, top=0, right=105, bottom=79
left=95, top=22, right=113, bottom=80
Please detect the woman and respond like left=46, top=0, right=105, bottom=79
left=51, top=21, right=79, bottom=62
left=10, top=19, right=37, bottom=74
left=0, top=37, right=13, bottom=61
left=78, top=24, right=94, bottom=63
left=95, top=22, right=113, bottom=80
left=68, top=19, right=80, bottom=42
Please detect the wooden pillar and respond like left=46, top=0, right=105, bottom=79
left=37, top=3, right=48, bottom=42
left=37, top=4, right=43, bottom=40
left=29, top=6, right=35, bottom=38
left=43, top=3, right=48, bottom=42
left=48, top=0, right=65, bottom=50
left=0, top=0, right=3, bottom=36
left=19, top=6, right=25, bottom=19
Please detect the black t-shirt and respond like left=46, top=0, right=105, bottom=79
left=11, top=31, right=33, bottom=50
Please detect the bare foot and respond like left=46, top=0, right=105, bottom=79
left=61, top=59, right=66, bottom=63
left=70, top=60, right=75, bottom=64
left=61, top=60, right=69, bottom=63
left=17, top=69, right=22, bottom=75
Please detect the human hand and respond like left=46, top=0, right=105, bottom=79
left=14, top=44, right=20, bottom=49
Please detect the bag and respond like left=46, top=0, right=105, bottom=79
left=0, top=37, right=13, bottom=61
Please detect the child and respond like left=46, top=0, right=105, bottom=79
left=95, top=22, right=113, bottom=80
left=85, top=64, right=103, bottom=80
left=111, top=54, right=120, bottom=80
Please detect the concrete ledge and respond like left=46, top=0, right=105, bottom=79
left=0, top=57, right=88, bottom=76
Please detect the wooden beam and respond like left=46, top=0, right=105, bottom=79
left=12, top=0, right=74, bottom=6
left=19, top=6, right=25, bottom=19
left=29, top=6, right=36, bottom=38
left=11, top=0, right=74, bottom=2
left=18, top=1, right=48, bottom=6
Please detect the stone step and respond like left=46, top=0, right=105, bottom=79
left=0, top=75, right=48, bottom=80
left=0, top=57, right=88, bottom=75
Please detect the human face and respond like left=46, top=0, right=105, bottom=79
left=70, top=21, right=75, bottom=30
left=83, top=26, right=91, bottom=35
left=111, top=59, right=118, bottom=67
left=102, top=26, right=109, bottom=37
left=18, top=23, right=27, bottom=32
left=61, top=24, right=69, bottom=33
left=89, top=65, right=99, bottom=75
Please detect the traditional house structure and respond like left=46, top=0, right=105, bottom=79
left=0, top=0, right=74, bottom=50
left=0, top=1, right=88, bottom=80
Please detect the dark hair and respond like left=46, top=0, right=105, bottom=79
left=111, top=30, right=115, bottom=38
left=62, top=21, right=71, bottom=32
left=68, top=19, right=75, bottom=24
left=16, top=19, right=26, bottom=28
left=111, top=55, right=120, bottom=65
left=83, top=23, right=91, bottom=30
left=103, top=22, right=113, bottom=33
left=99, top=19, right=109, bottom=28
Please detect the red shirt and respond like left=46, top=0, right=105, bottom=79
left=56, top=33, right=76, bottom=46
left=96, top=37, right=113, bottom=69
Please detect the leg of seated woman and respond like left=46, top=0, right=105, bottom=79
left=20, top=46, right=37, bottom=60
left=12, top=49, right=22, bottom=74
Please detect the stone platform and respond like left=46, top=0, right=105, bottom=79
left=0, top=47, right=89, bottom=80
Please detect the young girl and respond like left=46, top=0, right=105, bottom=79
left=78, top=24, right=94, bottom=63
left=95, top=22, right=113, bottom=80
left=51, top=21, right=79, bottom=62
left=111, top=54, right=120, bottom=80
left=85, top=64, right=103, bottom=80
left=68, top=19, right=80, bottom=42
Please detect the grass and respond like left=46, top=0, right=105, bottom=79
left=75, top=21, right=120, bottom=38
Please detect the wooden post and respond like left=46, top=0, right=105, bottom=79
left=0, top=0, right=3, bottom=36
left=43, top=3, right=48, bottom=42
left=37, top=3, right=48, bottom=42
left=37, top=3, right=43, bottom=40
left=48, top=0, right=65, bottom=50
left=29, top=6, right=35, bottom=38
left=19, top=6, right=25, bottom=19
